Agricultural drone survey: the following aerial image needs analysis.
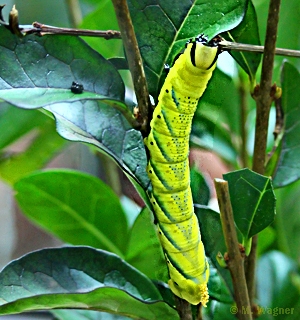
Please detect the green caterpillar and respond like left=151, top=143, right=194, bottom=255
left=144, top=35, right=219, bottom=306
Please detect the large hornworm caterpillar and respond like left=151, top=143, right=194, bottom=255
left=144, top=35, right=220, bottom=306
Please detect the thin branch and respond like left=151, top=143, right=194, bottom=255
left=215, top=179, right=252, bottom=320
left=219, top=41, right=300, bottom=58
left=247, top=0, right=282, bottom=310
left=21, top=24, right=300, bottom=58
left=175, top=296, right=193, bottom=320
left=252, top=0, right=282, bottom=174
left=111, top=0, right=152, bottom=135
left=25, top=22, right=122, bottom=39
left=65, top=0, right=82, bottom=27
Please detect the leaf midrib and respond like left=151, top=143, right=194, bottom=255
left=17, top=183, right=124, bottom=258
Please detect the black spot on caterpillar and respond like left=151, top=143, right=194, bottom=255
left=144, top=34, right=220, bottom=306
left=71, top=81, right=84, bottom=94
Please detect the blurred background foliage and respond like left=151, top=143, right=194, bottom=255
left=0, top=0, right=300, bottom=319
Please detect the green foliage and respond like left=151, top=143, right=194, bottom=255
left=125, top=208, right=168, bottom=282
left=14, top=170, right=128, bottom=256
left=256, top=251, right=300, bottom=319
left=224, top=168, right=276, bottom=239
left=195, top=206, right=238, bottom=300
left=0, top=0, right=299, bottom=319
left=127, top=0, right=248, bottom=98
left=223, top=0, right=261, bottom=82
left=0, top=247, right=179, bottom=320
left=270, top=62, right=300, bottom=187
left=190, top=167, right=211, bottom=206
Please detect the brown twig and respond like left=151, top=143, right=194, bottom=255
left=219, top=41, right=300, bottom=58
left=215, top=179, right=252, bottom=320
left=247, top=0, right=282, bottom=309
left=20, top=25, right=300, bottom=58
left=111, top=0, right=151, bottom=135
left=175, top=296, right=193, bottom=320
left=27, top=22, right=122, bottom=39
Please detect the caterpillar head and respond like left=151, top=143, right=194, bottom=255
left=167, top=258, right=210, bottom=306
left=186, top=34, right=220, bottom=70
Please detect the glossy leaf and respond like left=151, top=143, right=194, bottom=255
left=14, top=170, right=128, bottom=256
left=0, top=121, right=66, bottom=184
left=191, top=68, right=240, bottom=165
left=198, top=68, right=240, bottom=135
left=0, top=247, right=179, bottom=320
left=126, top=208, right=168, bottom=282
left=272, top=62, right=300, bottom=188
left=152, top=282, right=175, bottom=308
left=208, top=266, right=233, bottom=304
left=0, top=26, right=150, bottom=189
left=223, top=168, right=276, bottom=239
left=195, top=205, right=234, bottom=298
left=47, top=102, right=150, bottom=189
left=223, top=0, right=261, bottom=80
left=128, top=0, right=248, bottom=98
left=0, top=26, right=125, bottom=106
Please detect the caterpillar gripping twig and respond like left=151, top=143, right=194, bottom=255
left=144, top=35, right=220, bottom=306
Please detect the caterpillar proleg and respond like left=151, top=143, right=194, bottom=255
left=144, top=35, right=220, bottom=306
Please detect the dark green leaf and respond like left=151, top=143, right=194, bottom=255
left=191, top=68, right=239, bottom=165
left=208, top=266, right=233, bottom=304
left=208, top=302, right=237, bottom=320
left=223, top=1, right=261, bottom=80
left=272, top=62, right=300, bottom=188
left=128, top=0, right=248, bottom=98
left=190, top=167, right=211, bottom=206
left=47, top=102, right=150, bottom=189
left=198, top=68, right=240, bottom=135
left=223, top=168, right=276, bottom=239
left=14, top=170, right=128, bottom=256
left=0, top=26, right=125, bottom=107
left=0, top=27, right=150, bottom=190
left=195, top=206, right=234, bottom=298
left=126, top=208, right=168, bottom=282
left=108, top=58, right=129, bottom=70
left=0, top=247, right=179, bottom=320
left=152, top=281, right=175, bottom=308
left=257, top=251, right=300, bottom=319
left=0, top=121, right=66, bottom=184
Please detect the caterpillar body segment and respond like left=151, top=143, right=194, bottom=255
left=144, top=37, right=219, bottom=306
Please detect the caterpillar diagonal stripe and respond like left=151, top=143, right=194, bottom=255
left=144, top=35, right=220, bottom=306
